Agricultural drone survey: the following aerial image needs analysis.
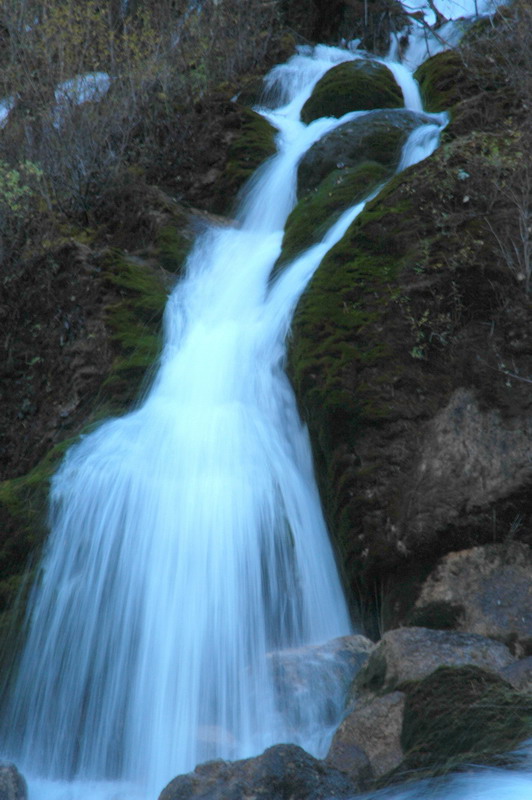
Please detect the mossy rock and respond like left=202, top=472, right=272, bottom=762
left=99, top=252, right=169, bottom=407
left=301, top=59, right=404, bottom=125
left=399, top=665, right=532, bottom=774
left=223, top=106, right=277, bottom=205
left=298, top=109, right=429, bottom=197
left=275, top=160, right=389, bottom=270
left=288, top=175, right=410, bottom=563
left=414, top=50, right=465, bottom=114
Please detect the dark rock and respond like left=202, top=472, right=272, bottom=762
left=402, top=392, right=532, bottom=564
left=301, top=59, right=404, bottom=125
left=501, top=656, right=532, bottom=694
left=298, top=109, right=430, bottom=196
left=282, top=1, right=407, bottom=54
left=158, top=744, right=359, bottom=800
left=411, top=542, right=532, bottom=656
left=327, top=691, right=404, bottom=779
left=0, top=764, right=27, bottom=800
left=355, top=627, right=515, bottom=694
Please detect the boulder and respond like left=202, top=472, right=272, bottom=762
left=297, top=109, right=431, bottom=197
left=269, top=634, right=373, bottom=700
left=399, top=665, right=532, bottom=773
left=401, top=391, right=532, bottom=562
left=276, top=160, right=389, bottom=269
left=355, top=627, right=515, bottom=694
left=301, top=60, right=404, bottom=125
left=0, top=764, right=27, bottom=800
left=327, top=691, right=405, bottom=779
left=267, top=635, right=374, bottom=743
left=410, top=542, right=532, bottom=656
left=158, top=744, right=359, bottom=800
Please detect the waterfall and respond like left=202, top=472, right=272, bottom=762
left=4, top=4, right=529, bottom=800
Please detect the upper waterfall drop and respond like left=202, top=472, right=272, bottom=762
left=1, top=18, right=470, bottom=800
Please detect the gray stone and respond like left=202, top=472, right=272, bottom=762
left=356, top=626, right=515, bottom=694
left=327, top=691, right=405, bottom=779
left=158, top=744, right=360, bottom=800
left=0, top=764, right=27, bottom=800
left=297, top=109, right=432, bottom=196
left=403, top=389, right=532, bottom=553
left=412, top=542, right=532, bottom=656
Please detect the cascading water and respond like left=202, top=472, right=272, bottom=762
left=3, top=3, right=531, bottom=800
left=1, top=42, right=442, bottom=800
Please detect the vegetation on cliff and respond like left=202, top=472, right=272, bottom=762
left=288, top=0, right=532, bottom=633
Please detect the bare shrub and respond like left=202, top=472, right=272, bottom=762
left=0, top=0, right=282, bottom=257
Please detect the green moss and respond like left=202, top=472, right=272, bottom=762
left=399, top=666, right=532, bottom=773
left=1, top=251, right=168, bottom=603
left=297, top=110, right=424, bottom=197
left=223, top=106, right=277, bottom=206
left=276, top=161, right=389, bottom=270
left=414, top=50, right=465, bottom=113
left=289, top=180, right=412, bottom=545
left=301, top=60, right=404, bottom=125
left=100, top=251, right=169, bottom=407
left=0, top=435, right=77, bottom=615
left=156, top=223, right=192, bottom=275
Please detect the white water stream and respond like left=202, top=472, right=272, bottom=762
left=2, top=4, right=531, bottom=800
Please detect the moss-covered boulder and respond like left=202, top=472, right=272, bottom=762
left=276, top=160, right=389, bottom=269
left=399, top=665, right=532, bottom=772
left=221, top=106, right=277, bottom=206
left=297, top=109, right=430, bottom=196
left=414, top=50, right=466, bottom=114
left=301, top=60, right=404, bottom=125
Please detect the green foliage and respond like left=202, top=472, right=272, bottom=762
left=0, top=159, right=46, bottom=263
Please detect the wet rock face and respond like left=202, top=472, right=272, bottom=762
left=300, top=60, right=404, bottom=124
left=158, top=744, right=359, bottom=800
left=411, top=543, right=532, bottom=656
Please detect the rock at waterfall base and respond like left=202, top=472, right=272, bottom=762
left=327, top=691, right=405, bottom=779
left=158, top=744, right=362, bottom=800
left=0, top=764, right=27, bottom=800
left=410, top=543, right=532, bottom=656
left=355, top=627, right=515, bottom=694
